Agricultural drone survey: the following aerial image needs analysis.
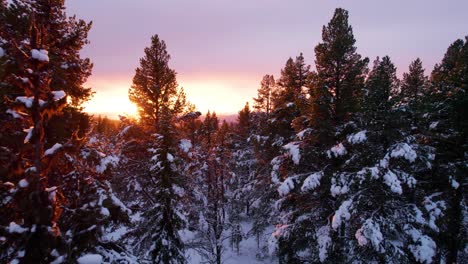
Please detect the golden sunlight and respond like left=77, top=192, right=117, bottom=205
left=82, top=79, right=138, bottom=119
left=83, top=75, right=257, bottom=119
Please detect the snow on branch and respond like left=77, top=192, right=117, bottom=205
left=347, top=130, right=367, bottom=144
left=283, top=142, right=300, bottom=165
left=44, top=143, right=62, bottom=156
left=31, top=49, right=49, bottom=62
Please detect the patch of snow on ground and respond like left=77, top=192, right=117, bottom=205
left=103, top=226, right=128, bottom=242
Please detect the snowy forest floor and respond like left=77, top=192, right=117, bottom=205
left=184, top=222, right=276, bottom=264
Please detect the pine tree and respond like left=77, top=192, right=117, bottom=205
left=314, top=8, right=368, bottom=123
left=0, top=0, right=93, bottom=106
left=129, top=35, right=187, bottom=129
left=253, top=74, right=275, bottom=117
left=270, top=54, right=311, bottom=141
left=363, top=56, right=400, bottom=144
left=1, top=5, right=70, bottom=264
left=237, top=102, right=251, bottom=140
left=129, top=34, right=189, bottom=263
left=401, top=58, right=427, bottom=101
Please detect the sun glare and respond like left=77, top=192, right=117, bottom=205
left=82, top=79, right=138, bottom=119
left=82, top=76, right=257, bottom=119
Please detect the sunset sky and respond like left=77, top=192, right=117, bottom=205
left=66, top=0, right=468, bottom=118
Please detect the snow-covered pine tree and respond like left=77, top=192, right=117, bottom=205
left=269, top=8, right=370, bottom=263
left=129, top=34, right=190, bottom=263
left=421, top=36, right=468, bottom=263
left=0, top=5, right=70, bottom=262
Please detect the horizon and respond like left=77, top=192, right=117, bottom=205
left=66, top=1, right=468, bottom=116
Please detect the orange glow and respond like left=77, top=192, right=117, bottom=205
left=179, top=76, right=257, bottom=115
left=83, top=75, right=258, bottom=119
left=82, top=78, right=138, bottom=119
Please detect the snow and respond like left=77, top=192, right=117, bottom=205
left=429, top=121, right=439, bottom=130
left=370, top=166, right=380, bottom=179
left=31, top=49, right=49, bottom=62
left=100, top=207, right=110, bottom=217
left=450, top=177, right=460, bottom=189
left=332, top=200, right=352, bottom=230
left=327, top=143, right=347, bottom=158
left=347, top=130, right=367, bottom=144
left=50, top=256, right=65, bottom=264
left=23, top=127, right=33, bottom=143
left=278, top=177, right=296, bottom=196
left=296, top=128, right=312, bottom=140
left=301, top=172, right=323, bottom=192
left=44, top=143, right=62, bottom=156
left=270, top=157, right=282, bottom=183
left=383, top=170, right=403, bottom=194
left=407, top=228, right=436, bottom=264
left=172, top=185, right=185, bottom=196
left=167, top=153, right=174, bottom=162
left=18, top=179, right=29, bottom=188
left=391, top=143, right=417, bottom=163
left=283, top=142, right=300, bottom=165
left=269, top=224, right=288, bottom=255
left=7, top=222, right=28, bottom=234
left=0, top=47, right=4, bottom=58
left=16, top=96, right=46, bottom=108
left=103, top=226, right=128, bottom=241
left=16, top=96, right=34, bottom=108
left=117, top=125, right=132, bottom=137
left=316, top=225, right=331, bottom=262
left=51, top=90, right=66, bottom=101
left=423, top=194, right=446, bottom=232
left=77, top=254, right=103, bottom=264
left=96, top=155, right=120, bottom=173
left=6, top=109, right=22, bottom=119
left=330, top=184, right=349, bottom=197
left=179, top=139, right=192, bottom=153
left=355, top=219, right=384, bottom=253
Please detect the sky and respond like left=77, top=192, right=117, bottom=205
left=66, top=0, right=468, bottom=117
